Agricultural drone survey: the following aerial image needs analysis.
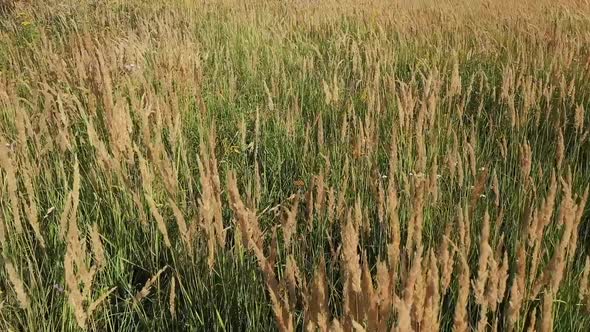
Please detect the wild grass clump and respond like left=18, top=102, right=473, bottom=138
left=1, top=0, right=590, bottom=330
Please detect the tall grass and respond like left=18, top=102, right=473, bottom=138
left=1, top=0, right=590, bottom=330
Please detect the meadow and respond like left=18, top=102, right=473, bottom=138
left=1, top=0, right=590, bottom=330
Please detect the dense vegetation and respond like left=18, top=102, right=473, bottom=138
left=1, top=0, right=590, bottom=331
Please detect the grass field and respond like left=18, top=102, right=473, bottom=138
left=1, top=0, right=590, bottom=330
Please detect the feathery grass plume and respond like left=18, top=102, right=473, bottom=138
left=568, top=186, right=589, bottom=266
left=196, top=148, right=219, bottom=266
left=61, top=158, right=82, bottom=320
left=507, top=244, right=526, bottom=330
left=500, top=65, right=513, bottom=101
left=87, top=118, right=118, bottom=175
left=317, top=113, right=325, bottom=149
left=108, top=99, right=134, bottom=164
left=0, top=138, right=22, bottom=233
left=330, top=319, right=344, bottom=332
left=94, top=43, right=115, bottom=121
left=152, top=145, right=179, bottom=200
left=411, top=260, right=426, bottom=327
left=68, top=157, right=91, bottom=282
left=340, top=106, right=349, bottom=143
left=492, top=169, right=500, bottom=207
left=548, top=187, right=577, bottom=292
left=21, top=162, right=45, bottom=247
left=227, top=171, right=291, bottom=330
left=145, top=194, right=171, bottom=248
left=342, top=211, right=362, bottom=293
left=439, top=222, right=454, bottom=294
left=132, top=191, right=148, bottom=227
left=537, top=171, right=558, bottom=237
left=453, top=252, right=470, bottom=332
left=327, top=187, right=336, bottom=224
left=415, top=110, right=427, bottom=175
left=457, top=205, right=471, bottom=255
left=526, top=220, right=541, bottom=278
left=355, top=196, right=371, bottom=237
left=539, top=289, right=553, bottom=332
left=350, top=319, right=367, bottom=332
left=169, top=276, right=177, bottom=320
left=520, top=141, right=532, bottom=184
left=227, top=170, right=260, bottom=251
left=474, top=210, right=492, bottom=304
left=90, top=223, right=106, bottom=269
left=526, top=309, right=538, bottom=332
left=496, top=136, right=507, bottom=161
left=375, top=260, right=391, bottom=331
left=394, top=295, right=412, bottom=332
left=485, top=253, right=500, bottom=312
left=55, top=99, right=74, bottom=154
left=352, top=121, right=363, bottom=160
left=285, top=255, right=300, bottom=311
left=521, top=202, right=539, bottom=247
left=201, top=211, right=216, bottom=270
left=410, top=179, right=425, bottom=252
left=87, top=287, right=117, bottom=319
left=556, top=130, right=565, bottom=171
left=580, top=256, right=590, bottom=307
left=4, top=260, right=30, bottom=310
left=422, top=250, right=440, bottom=331
left=282, top=195, right=299, bottom=249
left=258, top=251, right=293, bottom=332
left=449, top=54, right=462, bottom=97
left=64, top=157, right=104, bottom=329
left=135, top=266, right=168, bottom=303
left=360, top=252, right=377, bottom=331
left=59, top=193, right=74, bottom=242
left=65, top=232, right=88, bottom=330
left=168, top=199, right=190, bottom=250
left=342, top=256, right=361, bottom=329
left=403, top=246, right=423, bottom=313
left=476, top=303, right=488, bottom=332
left=532, top=181, right=577, bottom=298
left=308, top=256, right=329, bottom=332
left=138, top=151, right=171, bottom=248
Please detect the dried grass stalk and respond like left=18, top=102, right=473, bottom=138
left=135, top=266, right=168, bottom=303
left=4, top=260, right=30, bottom=310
